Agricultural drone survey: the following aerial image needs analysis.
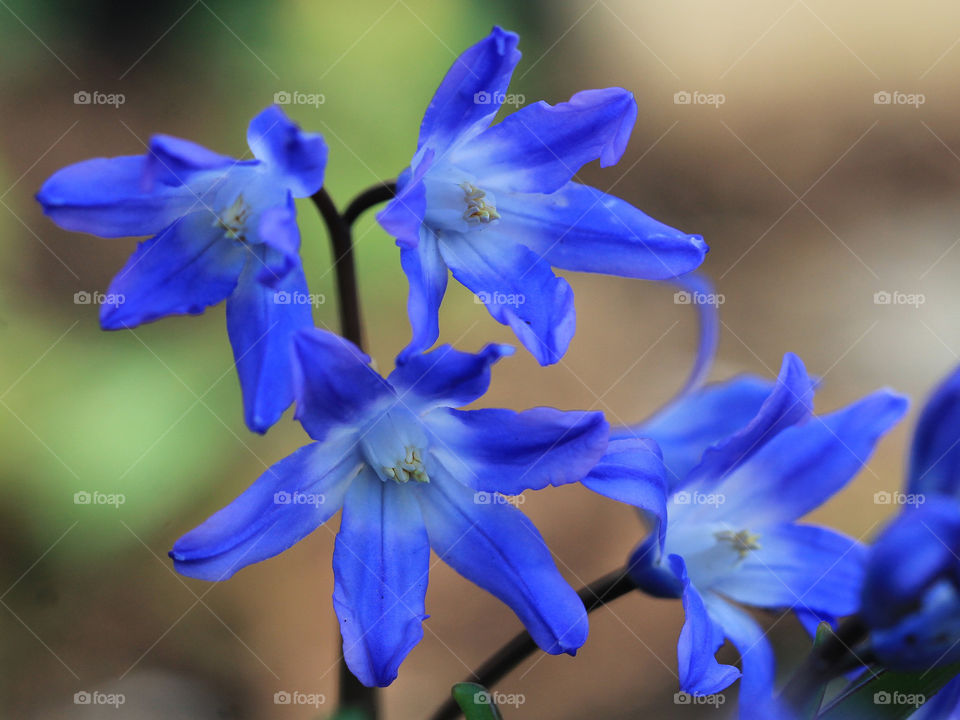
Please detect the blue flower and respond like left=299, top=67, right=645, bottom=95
left=169, top=328, right=609, bottom=686
left=378, top=27, right=708, bottom=366
left=37, top=106, right=328, bottom=433
left=862, top=364, right=960, bottom=671
left=583, top=353, right=906, bottom=714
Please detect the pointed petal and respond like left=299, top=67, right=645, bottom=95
left=669, top=273, right=720, bottom=398
left=246, top=106, right=328, bottom=197
left=397, top=226, right=448, bottom=362
left=333, top=474, right=430, bottom=687
left=490, top=182, right=707, bottom=280
left=99, top=210, right=247, bottom=329
left=428, top=406, right=608, bottom=494
left=171, top=439, right=362, bottom=580
left=704, top=596, right=777, bottom=715
left=226, top=256, right=313, bottom=433
left=377, top=151, right=433, bottom=250
left=715, top=389, right=909, bottom=527
left=416, top=467, right=587, bottom=655
left=388, top=343, right=514, bottom=411
left=909, top=364, right=960, bottom=498
left=253, top=194, right=302, bottom=287
left=291, top=328, right=394, bottom=442
left=686, top=353, right=815, bottom=490
left=712, top=524, right=866, bottom=617
left=669, top=555, right=741, bottom=697
left=440, top=233, right=575, bottom=365
left=143, top=134, right=235, bottom=189
left=417, top=27, right=521, bottom=153
left=453, top=88, right=636, bottom=194
left=37, top=155, right=197, bottom=237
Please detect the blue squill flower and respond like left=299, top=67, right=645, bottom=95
left=862, top=364, right=960, bottom=671
left=170, top=328, right=609, bottom=686
left=378, top=27, right=708, bottom=366
left=37, top=106, right=327, bottom=433
left=583, top=353, right=906, bottom=715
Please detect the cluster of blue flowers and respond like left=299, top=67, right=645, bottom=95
left=37, top=24, right=960, bottom=720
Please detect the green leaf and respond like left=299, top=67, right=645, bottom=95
left=789, top=622, right=836, bottom=720
left=452, top=683, right=504, bottom=720
left=818, top=662, right=960, bottom=720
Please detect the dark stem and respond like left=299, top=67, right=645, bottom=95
left=779, top=616, right=870, bottom=714
left=311, top=188, right=364, bottom=349
left=343, top=180, right=397, bottom=228
left=311, top=187, right=376, bottom=719
left=427, top=568, right=638, bottom=720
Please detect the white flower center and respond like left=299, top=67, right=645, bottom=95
left=359, top=406, right=431, bottom=485
left=460, top=182, right=500, bottom=225
left=216, top=194, right=251, bottom=241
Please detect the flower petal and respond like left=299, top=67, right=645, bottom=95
left=246, top=105, right=328, bottom=197
left=440, top=233, right=575, bottom=365
left=292, top=328, right=395, bottom=442
left=909, top=364, right=960, bottom=498
left=686, top=353, right=815, bottom=490
left=253, top=193, right=302, bottom=287
left=397, top=226, right=448, bottom=362
left=333, top=474, right=430, bottom=687
left=636, top=376, right=774, bottom=490
left=37, top=155, right=197, bottom=238
left=143, top=134, right=235, bottom=189
left=171, top=438, right=362, bottom=580
left=714, top=389, right=909, bottom=527
left=417, top=26, right=521, bottom=154
left=428, top=406, right=608, bottom=494
left=417, top=466, right=587, bottom=655
left=711, top=524, right=866, bottom=617
left=388, top=343, right=514, bottom=412
left=99, top=210, right=247, bottom=329
left=669, top=273, right=720, bottom=398
left=453, top=88, right=637, bottom=194
left=226, top=255, right=313, bottom=433
left=377, top=151, right=432, bottom=250
left=489, top=182, right=707, bottom=281
left=704, top=595, right=777, bottom=715
left=669, top=555, right=741, bottom=697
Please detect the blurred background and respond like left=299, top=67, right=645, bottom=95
left=1, top=0, right=958, bottom=717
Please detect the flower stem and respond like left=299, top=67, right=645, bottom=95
left=343, top=180, right=397, bottom=228
left=310, top=186, right=377, bottom=718
left=427, top=567, right=638, bottom=720
left=779, top=616, right=870, bottom=715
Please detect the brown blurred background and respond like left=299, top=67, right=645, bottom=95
left=1, top=0, right=959, bottom=717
